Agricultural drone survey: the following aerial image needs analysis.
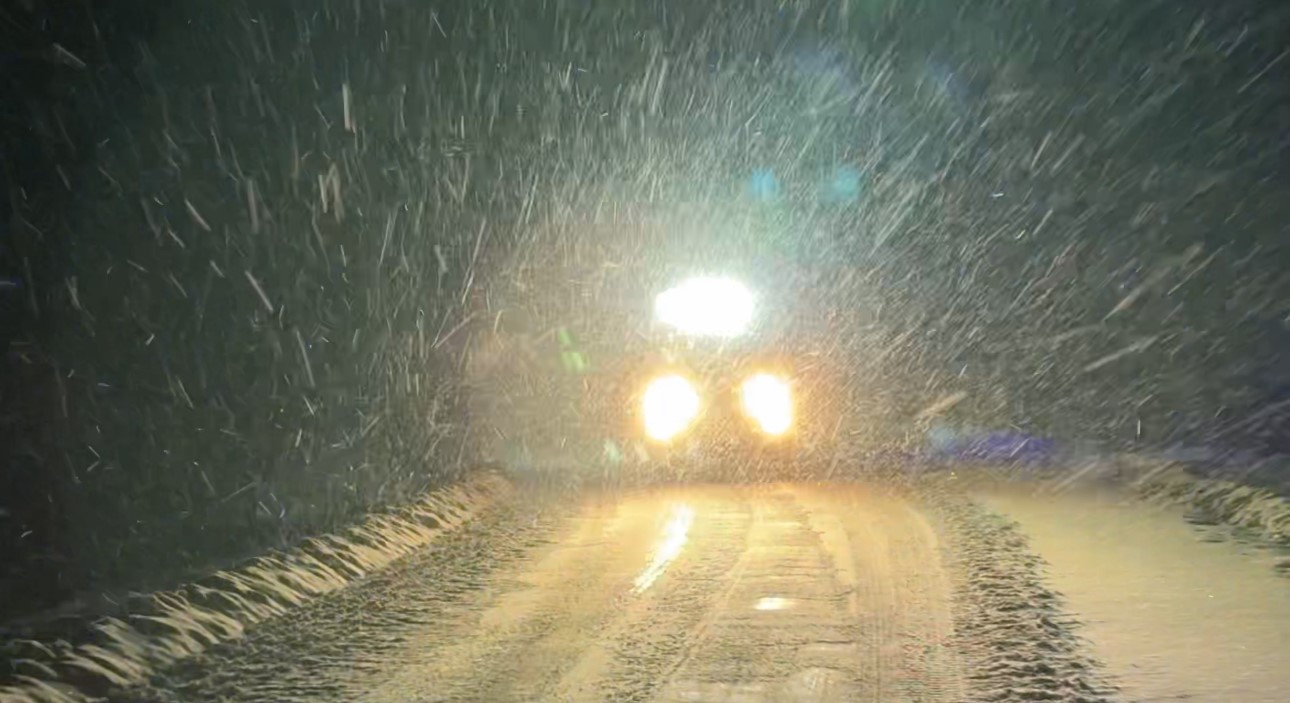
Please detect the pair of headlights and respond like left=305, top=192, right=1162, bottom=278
left=642, top=373, right=793, bottom=442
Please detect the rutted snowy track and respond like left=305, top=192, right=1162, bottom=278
left=91, top=482, right=1118, bottom=703
left=11, top=480, right=1187, bottom=703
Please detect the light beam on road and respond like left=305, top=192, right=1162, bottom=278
left=633, top=504, right=695, bottom=594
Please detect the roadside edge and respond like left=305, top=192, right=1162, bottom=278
left=0, top=471, right=513, bottom=703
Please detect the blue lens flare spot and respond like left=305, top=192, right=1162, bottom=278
left=747, top=168, right=780, bottom=201
left=823, top=165, right=863, bottom=203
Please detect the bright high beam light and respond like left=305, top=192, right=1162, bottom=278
left=643, top=375, right=701, bottom=442
left=654, top=277, right=754, bottom=337
left=741, top=373, right=793, bottom=436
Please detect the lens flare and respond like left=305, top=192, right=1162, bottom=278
left=654, top=277, right=754, bottom=338
left=741, top=373, right=793, bottom=436
left=642, top=375, right=701, bottom=442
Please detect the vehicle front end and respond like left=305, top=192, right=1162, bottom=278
left=614, top=276, right=842, bottom=483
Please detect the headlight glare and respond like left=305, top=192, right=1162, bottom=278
left=741, top=373, right=792, bottom=436
left=642, top=375, right=701, bottom=442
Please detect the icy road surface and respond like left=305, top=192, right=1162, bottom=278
left=113, top=482, right=1286, bottom=703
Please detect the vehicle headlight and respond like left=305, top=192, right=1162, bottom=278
left=740, top=373, right=792, bottom=436
left=642, top=375, right=701, bottom=442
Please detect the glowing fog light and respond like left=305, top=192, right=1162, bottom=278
left=741, top=373, right=792, bottom=436
left=642, top=375, right=701, bottom=442
left=654, top=277, right=754, bottom=338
